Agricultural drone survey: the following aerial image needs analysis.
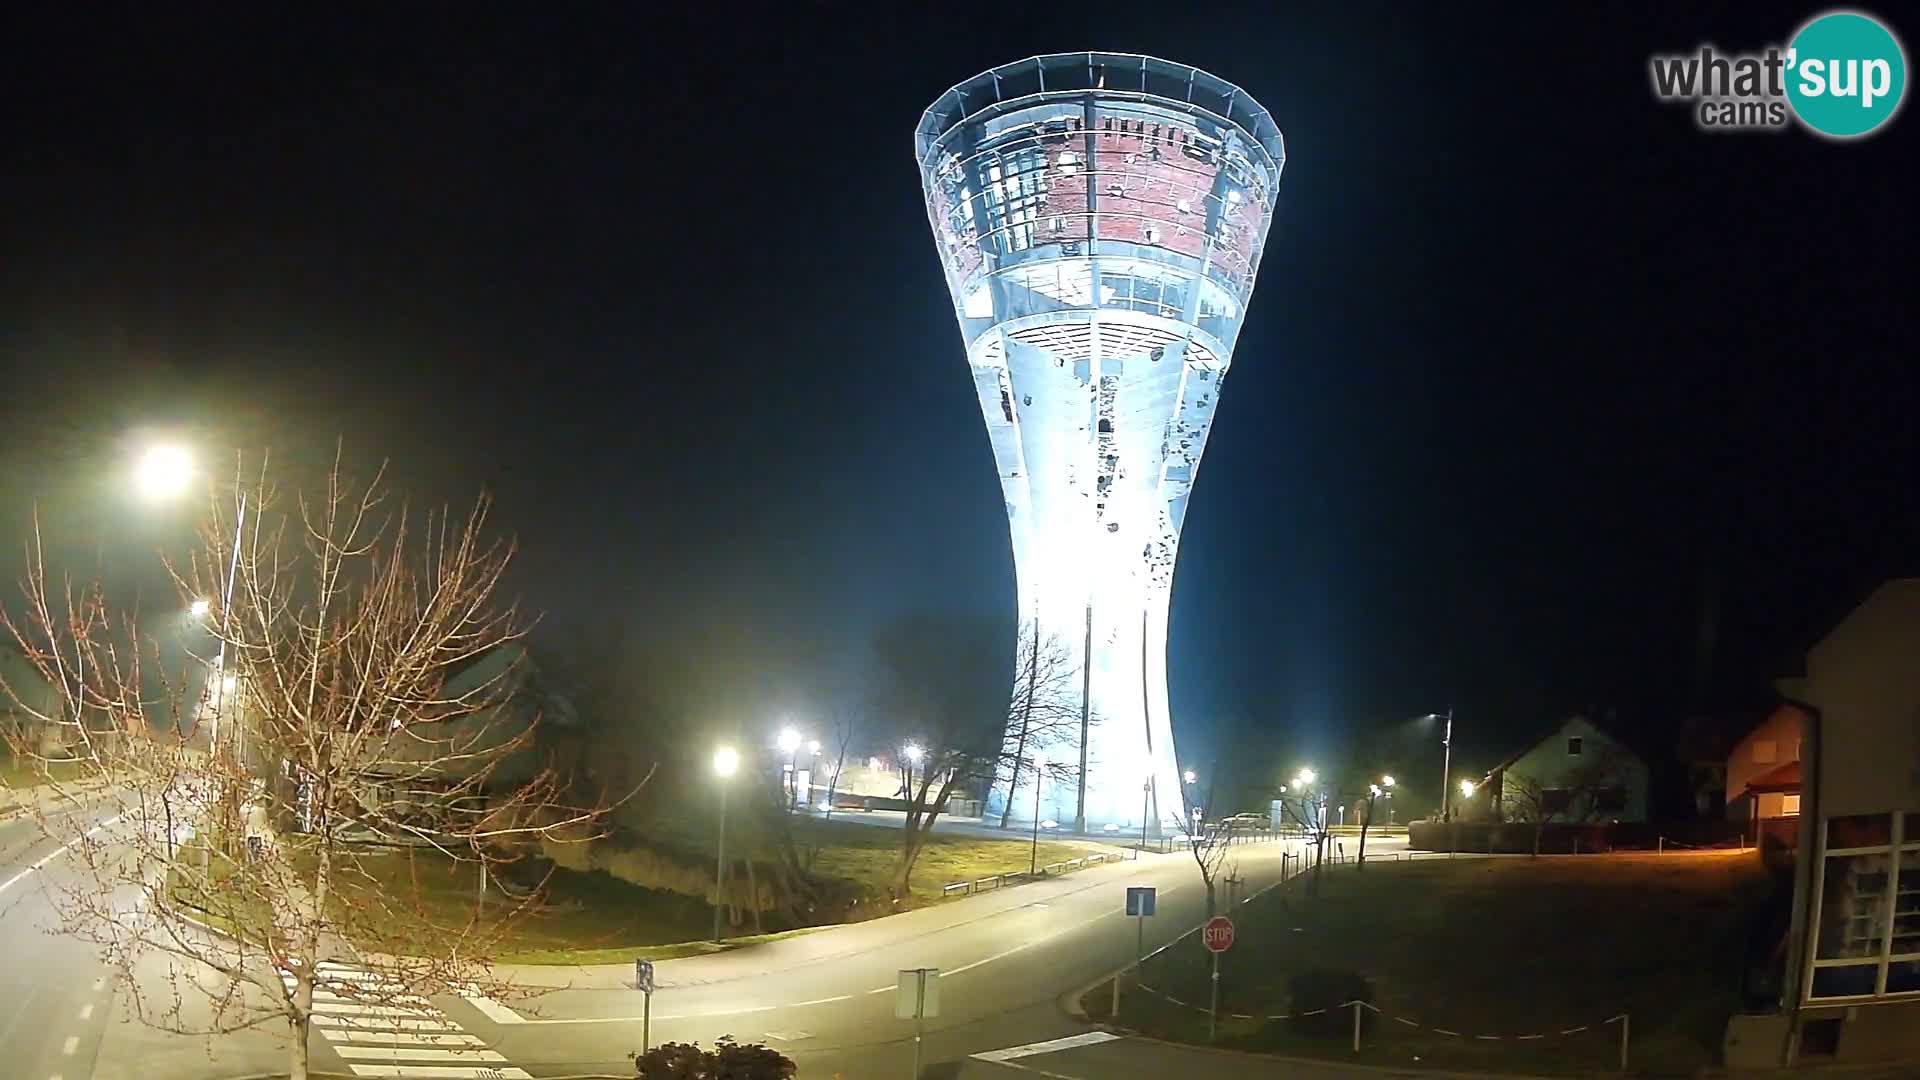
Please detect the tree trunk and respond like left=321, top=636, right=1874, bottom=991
left=1074, top=601, right=1092, bottom=834
left=744, top=855, right=764, bottom=934
left=1357, top=802, right=1371, bottom=871
left=1532, top=822, right=1543, bottom=858
left=999, top=621, right=1042, bottom=829
left=1204, top=879, right=1217, bottom=917
left=289, top=1015, right=310, bottom=1080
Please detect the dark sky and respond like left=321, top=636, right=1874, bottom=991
left=3, top=3, right=1915, bottom=787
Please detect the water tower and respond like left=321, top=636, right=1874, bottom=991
left=915, top=54, right=1284, bottom=832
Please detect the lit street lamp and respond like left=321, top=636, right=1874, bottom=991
left=776, top=726, right=803, bottom=808
left=1419, top=709, right=1457, bottom=821
left=1029, top=755, right=1048, bottom=876
left=134, top=444, right=194, bottom=501
left=711, top=746, right=739, bottom=943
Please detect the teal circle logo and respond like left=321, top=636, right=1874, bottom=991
left=1786, top=11, right=1907, bottom=138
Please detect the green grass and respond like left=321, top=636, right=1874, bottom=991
left=0, top=750, right=85, bottom=789
left=324, top=818, right=1105, bottom=963
left=163, top=811, right=1118, bottom=965
left=1090, top=852, right=1777, bottom=1076
left=794, top=815, right=1109, bottom=906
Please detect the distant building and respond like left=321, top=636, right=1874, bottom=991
left=1729, top=579, right=1920, bottom=1068
left=1486, top=714, right=1652, bottom=824
left=1725, top=700, right=1808, bottom=848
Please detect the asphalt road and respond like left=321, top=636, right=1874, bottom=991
left=0, top=803, right=125, bottom=1080
left=3, top=793, right=1411, bottom=1080
left=450, top=832, right=1409, bottom=1078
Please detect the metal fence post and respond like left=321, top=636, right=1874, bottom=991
left=1619, top=1013, right=1630, bottom=1071
left=1208, top=948, right=1220, bottom=1041
left=1350, top=1000, right=1362, bottom=1052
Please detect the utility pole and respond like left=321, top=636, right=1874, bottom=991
left=1439, top=707, right=1455, bottom=822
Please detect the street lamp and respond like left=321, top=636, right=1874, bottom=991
left=1420, top=709, right=1457, bottom=821
left=1029, top=755, right=1048, bottom=876
left=1460, top=778, right=1477, bottom=799
left=776, top=726, right=802, bottom=807
left=1183, top=769, right=1197, bottom=785
left=711, top=746, right=739, bottom=943
left=134, top=444, right=194, bottom=501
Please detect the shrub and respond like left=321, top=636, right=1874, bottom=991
left=632, top=1035, right=795, bottom=1079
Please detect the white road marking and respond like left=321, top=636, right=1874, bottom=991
left=791, top=994, right=852, bottom=1006
left=454, top=989, right=522, bottom=1025
left=313, top=1002, right=441, bottom=1018
left=312, top=1015, right=462, bottom=1032
left=331, top=1047, right=507, bottom=1062
left=77, top=1004, right=93, bottom=1020
left=330, top=1030, right=485, bottom=1047
left=61, top=1036, right=78, bottom=1056
left=972, top=1031, right=1121, bottom=1062
left=345, top=1060, right=533, bottom=1068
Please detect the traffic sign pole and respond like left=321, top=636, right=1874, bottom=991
left=1209, top=948, right=1220, bottom=1040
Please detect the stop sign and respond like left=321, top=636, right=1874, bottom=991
left=1202, top=915, right=1235, bottom=953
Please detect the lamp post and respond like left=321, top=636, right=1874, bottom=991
left=711, top=746, right=739, bottom=943
left=1029, top=756, right=1047, bottom=876
left=1422, top=709, right=1456, bottom=822
left=776, top=726, right=802, bottom=808
left=142, top=444, right=248, bottom=761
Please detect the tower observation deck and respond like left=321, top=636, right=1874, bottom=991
left=915, top=54, right=1283, bottom=834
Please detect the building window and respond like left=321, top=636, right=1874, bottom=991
left=1783, top=794, right=1802, bottom=816
left=1596, top=786, right=1628, bottom=814
left=1753, top=739, right=1777, bottom=764
left=1543, top=788, right=1573, bottom=814
left=1808, top=811, right=1920, bottom=1000
left=1567, top=736, right=1583, bottom=756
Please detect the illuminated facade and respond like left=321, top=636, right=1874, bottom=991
left=915, top=54, right=1283, bottom=832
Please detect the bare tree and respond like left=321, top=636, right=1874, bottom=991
left=995, top=620, right=1080, bottom=829
left=1186, top=761, right=1233, bottom=915
left=1, top=451, right=614, bottom=1080
left=870, top=613, right=1007, bottom=896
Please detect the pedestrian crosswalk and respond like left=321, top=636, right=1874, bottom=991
left=284, top=961, right=529, bottom=1079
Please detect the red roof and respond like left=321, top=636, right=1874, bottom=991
left=1744, top=760, right=1802, bottom=794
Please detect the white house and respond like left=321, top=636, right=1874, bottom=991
left=1487, top=714, right=1651, bottom=824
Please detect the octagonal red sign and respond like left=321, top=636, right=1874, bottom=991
left=1202, top=915, right=1235, bottom=953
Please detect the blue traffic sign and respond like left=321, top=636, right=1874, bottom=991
left=1126, top=885, right=1157, bottom=917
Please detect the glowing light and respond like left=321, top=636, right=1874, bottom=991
left=1382, top=775, right=1396, bottom=788
left=189, top=598, right=211, bottom=618
left=712, top=747, right=739, bottom=778
left=135, top=444, right=194, bottom=500
left=808, top=740, right=821, bottom=755
left=1183, top=769, right=1197, bottom=784
left=776, top=727, right=801, bottom=754
left=1295, top=768, right=1316, bottom=787
left=1459, top=779, right=1477, bottom=798
left=902, top=743, right=925, bottom=764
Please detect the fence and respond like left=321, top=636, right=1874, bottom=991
left=1408, top=818, right=1752, bottom=854
left=1095, top=849, right=1635, bottom=1071
left=939, top=850, right=1128, bottom=898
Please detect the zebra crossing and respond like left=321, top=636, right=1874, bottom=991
left=285, top=961, right=530, bottom=1079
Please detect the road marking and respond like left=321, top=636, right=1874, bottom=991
left=331, top=1030, right=485, bottom=1047
left=77, top=1004, right=93, bottom=1020
left=972, top=1031, right=1121, bottom=1062
left=453, top=989, right=521, bottom=1025
left=313, top=1002, right=441, bottom=1018
left=791, top=994, right=852, bottom=1006
left=61, top=1036, right=79, bottom=1056
left=0, top=815, right=123, bottom=895
left=332, top=1047, right=507, bottom=1062
left=345, top=1060, right=533, bottom=1068
left=312, top=1015, right=462, bottom=1032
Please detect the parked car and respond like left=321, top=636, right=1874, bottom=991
left=1222, top=812, right=1270, bottom=831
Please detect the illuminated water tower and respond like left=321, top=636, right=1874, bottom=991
left=915, top=54, right=1284, bottom=833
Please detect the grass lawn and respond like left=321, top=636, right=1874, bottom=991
left=796, top=815, right=1110, bottom=906
left=0, top=750, right=86, bottom=789
left=245, top=817, right=1113, bottom=964
left=1091, top=852, right=1777, bottom=1076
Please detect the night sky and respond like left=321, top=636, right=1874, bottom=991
left=3, top=4, right=1915, bottom=795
